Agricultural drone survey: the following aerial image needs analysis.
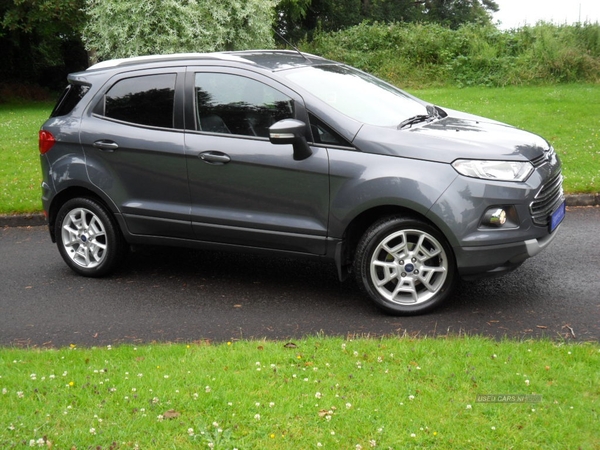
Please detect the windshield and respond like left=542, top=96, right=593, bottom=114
left=284, top=65, right=426, bottom=126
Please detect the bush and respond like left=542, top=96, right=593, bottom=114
left=301, top=22, right=600, bottom=88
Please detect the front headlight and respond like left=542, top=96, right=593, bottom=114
left=452, top=159, right=533, bottom=182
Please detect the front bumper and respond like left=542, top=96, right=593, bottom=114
left=427, top=147, right=564, bottom=280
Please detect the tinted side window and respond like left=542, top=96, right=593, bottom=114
left=308, top=113, right=352, bottom=147
left=50, top=83, right=90, bottom=117
left=103, top=74, right=176, bottom=128
left=195, top=73, right=294, bottom=137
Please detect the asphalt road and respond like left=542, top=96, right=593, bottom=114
left=1, top=207, right=599, bottom=347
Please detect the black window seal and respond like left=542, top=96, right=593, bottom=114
left=307, top=112, right=355, bottom=150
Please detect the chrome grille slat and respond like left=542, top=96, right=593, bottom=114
left=530, top=172, right=564, bottom=226
left=530, top=155, right=546, bottom=168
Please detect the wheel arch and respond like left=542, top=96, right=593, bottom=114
left=48, top=186, right=118, bottom=243
left=337, top=204, right=452, bottom=276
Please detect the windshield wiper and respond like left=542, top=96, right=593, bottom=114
left=398, top=105, right=445, bottom=130
left=397, top=114, right=431, bottom=130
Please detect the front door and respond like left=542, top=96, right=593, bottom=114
left=184, top=70, right=329, bottom=255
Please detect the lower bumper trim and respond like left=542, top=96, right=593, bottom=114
left=520, top=225, right=560, bottom=260
left=457, top=226, right=561, bottom=280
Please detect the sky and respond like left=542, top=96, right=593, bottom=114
left=492, top=0, right=600, bottom=29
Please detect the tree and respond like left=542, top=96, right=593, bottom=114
left=83, top=0, right=279, bottom=62
left=277, top=0, right=379, bottom=40
left=276, top=0, right=499, bottom=41
left=0, top=0, right=87, bottom=87
left=419, top=0, right=499, bottom=29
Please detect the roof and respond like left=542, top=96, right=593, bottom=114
left=228, top=50, right=329, bottom=70
left=87, top=50, right=331, bottom=72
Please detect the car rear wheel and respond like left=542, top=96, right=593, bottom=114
left=354, top=216, right=456, bottom=315
left=55, top=197, right=126, bottom=277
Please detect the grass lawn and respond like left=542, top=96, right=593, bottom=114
left=0, top=337, right=598, bottom=449
left=0, top=84, right=599, bottom=214
left=0, top=101, right=53, bottom=214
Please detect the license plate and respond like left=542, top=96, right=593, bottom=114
left=549, top=201, right=566, bottom=232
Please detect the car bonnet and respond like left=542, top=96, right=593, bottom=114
left=353, top=115, right=550, bottom=164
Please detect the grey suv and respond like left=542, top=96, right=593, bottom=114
left=39, top=50, right=565, bottom=315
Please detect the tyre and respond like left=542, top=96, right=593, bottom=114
left=354, top=216, right=456, bottom=315
left=55, top=197, right=127, bottom=277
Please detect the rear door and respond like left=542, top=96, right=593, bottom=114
left=80, top=68, right=192, bottom=238
left=184, top=68, right=330, bottom=255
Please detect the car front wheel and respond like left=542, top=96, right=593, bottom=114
left=354, top=216, right=456, bottom=315
left=55, top=197, right=126, bottom=277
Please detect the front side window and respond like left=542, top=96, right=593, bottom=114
left=101, top=74, right=176, bottom=128
left=195, top=73, right=294, bottom=137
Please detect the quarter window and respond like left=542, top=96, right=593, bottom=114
left=195, top=73, right=294, bottom=137
left=102, top=74, right=176, bottom=128
left=308, top=113, right=351, bottom=147
left=51, top=83, right=90, bottom=118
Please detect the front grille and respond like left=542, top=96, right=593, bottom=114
left=530, top=172, right=564, bottom=226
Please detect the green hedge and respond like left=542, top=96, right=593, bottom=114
left=301, top=22, right=600, bottom=88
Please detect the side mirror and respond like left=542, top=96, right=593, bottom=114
left=269, top=119, right=312, bottom=161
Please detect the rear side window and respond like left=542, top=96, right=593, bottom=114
left=100, top=74, right=176, bottom=128
left=50, top=83, right=90, bottom=118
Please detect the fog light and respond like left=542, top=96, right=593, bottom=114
left=483, top=208, right=507, bottom=227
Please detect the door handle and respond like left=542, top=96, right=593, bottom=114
left=199, top=151, right=231, bottom=164
left=93, top=140, right=119, bottom=151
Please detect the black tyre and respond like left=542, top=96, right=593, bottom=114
left=55, top=197, right=127, bottom=277
left=354, top=216, right=456, bottom=315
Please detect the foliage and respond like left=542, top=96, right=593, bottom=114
left=302, top=22, right=600, bottom=88
left=277, top=0, right=498, bottom=41
left=82, top=0, right=278, bottom=61
left=1, top=0, right=84, bottom=34
left=0, top=0, right=87, bottom=87
left=420, top=0, right=499, bottom=29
